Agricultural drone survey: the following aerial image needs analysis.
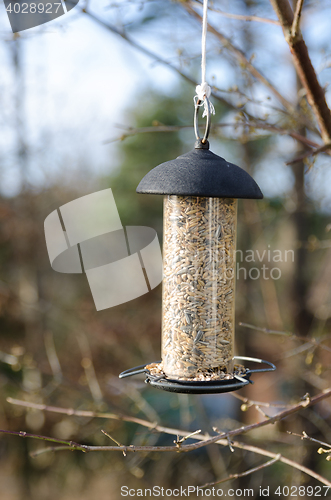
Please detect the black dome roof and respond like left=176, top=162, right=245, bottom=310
left=136, top=147, right=263, bottom=199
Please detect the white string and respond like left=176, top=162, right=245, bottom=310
left=194, top=0, right=215, bottom=118
left=201, top=0, right=208, bottom=84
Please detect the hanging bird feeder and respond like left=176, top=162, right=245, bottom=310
left=119, top=0, right=275, bottom=393
left=119, top=98, right=276, bottom=394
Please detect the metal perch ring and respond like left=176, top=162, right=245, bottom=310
left=194, top=96, right=211, bottom=144
left=119, top=356, right=276, bottom=394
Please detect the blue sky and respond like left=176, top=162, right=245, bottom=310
left=0, top=0, right=178, bottom=195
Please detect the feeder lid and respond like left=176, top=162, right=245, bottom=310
left=136, top=147, right=263, bottom=199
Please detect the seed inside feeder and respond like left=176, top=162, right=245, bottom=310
left=160, top=195, right=237, bottom=380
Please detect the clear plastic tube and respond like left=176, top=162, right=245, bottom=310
left=161, top=195, right=237, bottom=380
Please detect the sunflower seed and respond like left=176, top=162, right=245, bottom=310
left=194, top=330, right=204, bottom=343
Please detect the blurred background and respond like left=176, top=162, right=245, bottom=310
left=0, top=0, right=331, bottom=498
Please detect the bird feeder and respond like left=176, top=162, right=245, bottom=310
left=119, top=99, right=275, bottom=393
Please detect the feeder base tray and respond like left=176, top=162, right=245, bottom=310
left=119, top=356, right=276, bottom=394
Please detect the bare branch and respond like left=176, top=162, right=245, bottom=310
left=6, top=392, right=331, bottom=485
left=6, top=389, right=331, bottom=453
left=269, top=0, right=331, bottom=143
left=201, top=455, right=281, bottom=488
left=29, top=438, right=331, bottom=484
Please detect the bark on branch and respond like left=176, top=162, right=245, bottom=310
left=269, top=0, right=331, bottom=143
left=4, top=389, right=331, bottom=486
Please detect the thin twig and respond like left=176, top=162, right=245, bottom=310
left=288, top=431, right=331, bottom=461
left=212, top=427, right=235, bottom=452
left=291, top=0, right=305, bottom=39
left=101, top=429, right=123, bottom=447
left=0, top=429, right=89, bottom=452
left=239, top=322, right=331, bottom=353
left=77, top=332, right=103, bottom=403
left=6, top=397, right=159, bottom=430
left=175, top=429, right=201, bottom=445
left=201, top=455, right=281, bottom=488
left=232, top=392, right=292, bottom=409
left=254, top=405, right=271, bottom=419
left=287, top=430, right=331, bottom=449
left=107, top=374, right=160, bottom=424
left=44, top=331, right=62, bottom=382
left=30, top=446, right=77, bottom=456
left=286, top=141, right=331, bottom=165
left=101, top=429, right=127, bottom=456
left=103, top=124, right=193, bottom=143
left=192, top=0, right=280, bottom=26
left=229, top=440, right=331, bottom=486
left=282, top=342, right=315, bottom=359
left=103, top=120, right=320, bottom=151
